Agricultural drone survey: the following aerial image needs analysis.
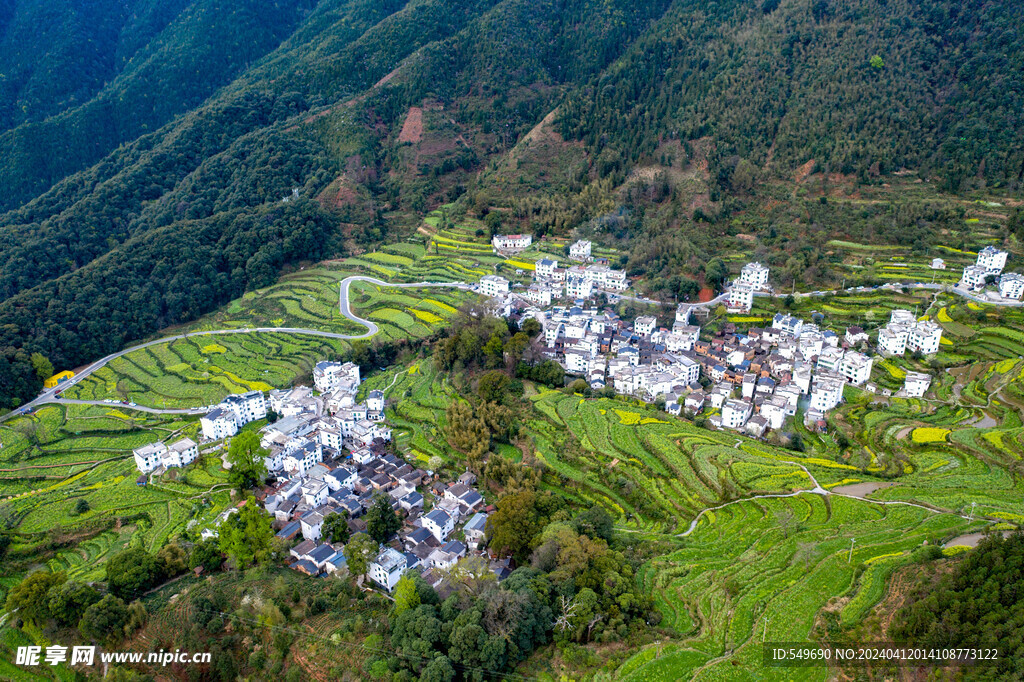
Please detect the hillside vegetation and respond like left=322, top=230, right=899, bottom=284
left=0, top=0, right=1022, bottom=409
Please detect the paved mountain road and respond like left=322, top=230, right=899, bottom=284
left=1, top=277, right=472, bottom=423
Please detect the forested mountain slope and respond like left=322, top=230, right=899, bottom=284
left=0, top=0, right=319, bottom=209
left=556, top=0, right=1024, bottom=193
left=0, top=0, right=1021, bottom=408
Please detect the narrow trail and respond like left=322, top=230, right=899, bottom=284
left=677, top=454, right=982, bottom=538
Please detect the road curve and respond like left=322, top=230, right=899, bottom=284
left=4, top=275, right=1016, bottom=424
left=1, top=276, right=473, bottom=423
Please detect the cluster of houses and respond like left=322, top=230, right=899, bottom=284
left=478, top=240, right=630, bottom=310
left=960, top=246, right=1022, bottom=300
left=187, top=359, right=497, bottom=593
left=277, top=460, right=494, bottom=593
left=514, top=261, right=946, bottom=437
left=528, top=254, right=629, bottom=305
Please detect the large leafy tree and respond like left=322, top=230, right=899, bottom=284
left=79, top=594, right=129, bottom=645
left=4, top=571, right=65, bottom=624
left=226, top=431, right=268, bottom=492
left=392, top=574, right=421, bottom=616
left=364, top=494, right=401, bottom=544
left=321, top=512, right=350, bottom=544
left=218, top=498, right=274, bottom=567
left=188, top=537, right=224, bottom=572
left=343, top=534, right=378, bottom=584
left=486, top=490, right=541, bottom=563
left=106, top=548, right=159, bottom=601
left=47, top=580, right=101, bottom=627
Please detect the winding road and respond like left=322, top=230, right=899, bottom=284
left=0, top=276, right=473, bottom=424
left=4, top=273, right=1016, bottom=425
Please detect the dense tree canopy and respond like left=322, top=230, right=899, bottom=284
left=891, top=532, right=1024, bottom=679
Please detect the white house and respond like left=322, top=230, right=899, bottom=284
left=300, top=511, right=324, bottom=542
left=325, top=465, right=357, bottom=491
left=845, top=326, right=869, bottom=346
left=671, top=355, right=700, bottom=385
left=164, top=438, right=198, bottom=468
left=479, top=275, right=510, bottom=298
left=739, top=262, right=770, bottom=288
left=301, top=480, right=329, bottom=507
left=977, top=246, right=1008, bottom=274
left=837, top=351, right=873, bottom=385
left=535, top=258, right=558, bottom=279
left=314, top=361, right=360, bottom=394
left=565, top=277, right=594, bottom=300
left=369, top=547, right=407, bottom=591
left=772, top=313, right=803, bottom=337
left=760, top=396, right=789, bottom=430
left=930, top=257, right=946, bottom=270
left=569, top=240, right=592, bottom=261
left=562, top=348, right=591, bottom=374
left=200, top=408, right=238, bottom=440
left=525, top=283, right=556, bottom=306
left=890, top=308, right=916, bottom=323
left=366, top=390, right=385, bottom=413
left=907, top=320, right=942, bottom=355
left=810, top=377, right=844, bottom=412
left=722, top=399, right=753, bottom=429
left=960, top=265, right=989, bottom=291
left=422, top=508, right=454, bottom=542
left=428, top=540, right=467, bottom=571
left=728, top=283, right=755, bottom=312
left=133, top=442, right=166, bottom=473
left=491, top=234, right=532, bottom=253
left=903, top=372, right=931, bottom=398
left=999, top=272, right=1024, bottom=300
left=221, top=391, right=267, bottom=426
left=634, top=316, right=657, bottom=337
left=877, top=325, right=909, bottom=356
left=463, top=513, right=488, bottom=550
left=741, top=373, right=756, bottom=399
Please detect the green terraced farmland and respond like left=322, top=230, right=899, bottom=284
left=63, top=332, right=350, bottom=408
left=0, top=405, right=229, bottom=582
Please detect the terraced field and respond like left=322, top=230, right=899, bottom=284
left=0, top=404, right=230, bottom=582
left=347, top=280, right=476, bottom=342
left=62, top=333, right=350, bottom=408
left=623, top=497, right=967, bottom=681
left=370, top=357, right=1021, bottom=680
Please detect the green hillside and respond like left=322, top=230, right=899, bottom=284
left=0, top=0, right=319, bottom=209
left=0, top=0, right=1021, bottom=409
